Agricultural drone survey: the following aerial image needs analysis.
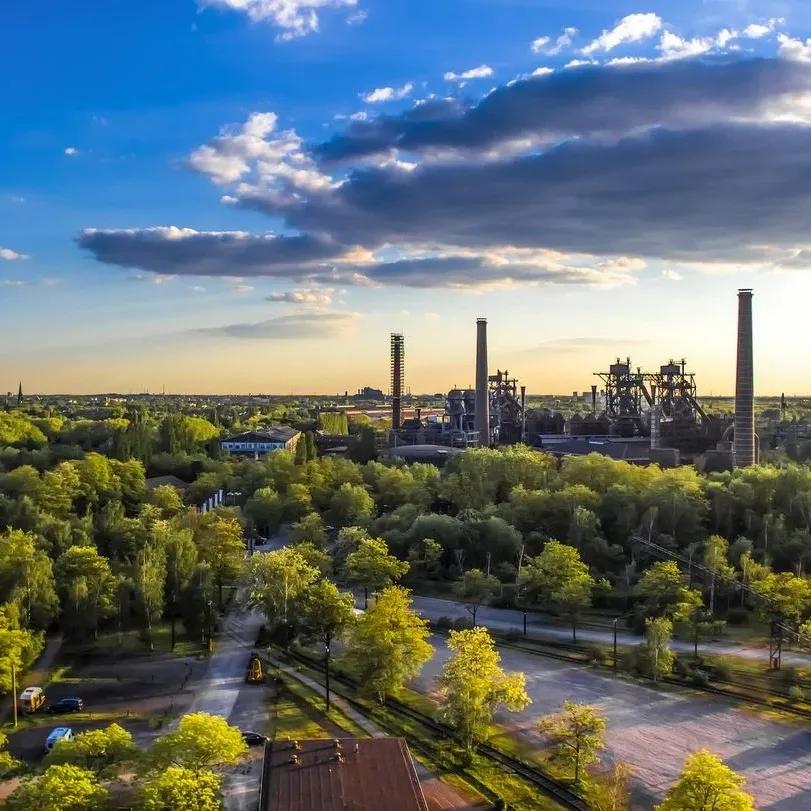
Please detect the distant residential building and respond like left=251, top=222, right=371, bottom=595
left=259, top=737, right=428, bottom=811
left=221, top=427, right=301, bottom=457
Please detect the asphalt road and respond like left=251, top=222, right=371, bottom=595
left=409, top=594, right=811, bottom=667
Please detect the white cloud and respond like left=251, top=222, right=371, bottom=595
left=350, top=111, right=368, bottom=121
left=533, top=27, right=577, bottom=55
left=424, top=312, right=440, bottom=321
left=661, top=269, right=683, bottom=281
left=64, top=146, right=78, bottom=156
left=198, top=0, right=359, bottom=40
left=564, top=59, right=596, bottom=69
left=346, top=9, right=366, bottom=25
left=532, top=66, right=554, bottom=76
left=715, top=28, right=737, bottom=49
left=188, top=111, right=333, bottom=204
left=444, top=64, right=494, bottom=82
left=362, top=83, right=414, bottom=103
left=531, top=36, right=550, bottom=53
left=658, top=31, right=714, bottom=61
left=267, top=287, right=334, bottom=305
left=0, top=280, right=27, bottom=287
left=583, top=13, right=662, bottom=55
left=743, top=18, right=783, bottom=39
left=0, top=247, right=28, bottom=261
left=778, top=34, right=811, bottom=63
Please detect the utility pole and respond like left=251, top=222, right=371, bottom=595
left=325, top=635, right=331, bottom=712
left=11, top=660, right=17, bottom=728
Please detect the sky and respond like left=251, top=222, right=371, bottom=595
left=3, top=0, right=811, bottom=396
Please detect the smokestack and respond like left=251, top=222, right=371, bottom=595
left=591, top=384, right=597, bottom=414
left=734, top=289, right=755, bottom=467
left=390, top=333, right=404, bottom=430
left=475, top=318, right=490, bottom=444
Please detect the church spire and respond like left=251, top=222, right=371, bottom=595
left=17, top=382, right=22, bottom=405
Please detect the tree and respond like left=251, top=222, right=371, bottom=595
left=6, top=764, right=108, bottom=811
left=140, top=765, right=222, bottom=811
left=54, top=545, right=116, bottom=639
left=519, top=541, right=603, bottom=641
left=163, top=527, right=198, bottom=647
left=148, top=484, right=184, bottom=517
left=148, top=712, right=247, bottom=775
left=328, top=483, right=375, bottom=528
left=283, top=483, right=313, bottom=522
left=656, top=749, right=755, bottom=811
left=645, top=617, right=675, bottom=682
left=300, top=579, right=356, bottom=710
left=180, top=563, right=216, bottom=643
left=0, top=604, right=43, bottom=692
left=703, top=535, right=735, bottom=615
left=407, top=538, right=443, bottom=580
left=344, top=537, right=409, bottom=608
left=243, top=547, right=320, bottom=629
left=194, top=513, right=245, bottom=607
left=133, top=540, right=166, bottom=649
left=350, top=425, right=378, bottom=464
left=243, top=487, right=283, bottom=537
left=0, top=528, right=59, bottom=630
left=291, top=512, right=327, bottom=546
left=537, top=701, right=607, bottom=784
left=455, top=569, right=500, bottom=626
left=636, top=560, right=703, bottom=621
left=438, top=627, right=530, bottom=752
left=0, top=731, right=20, bottom=778
left=45, top=723, right=136, bottom=777
left=342, top=586, right=433, bottom=703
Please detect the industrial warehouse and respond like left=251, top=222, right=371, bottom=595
left=381, top=290, right=759, bottom=471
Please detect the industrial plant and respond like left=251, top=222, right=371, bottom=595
left=387, top=289, right=761, bottom=470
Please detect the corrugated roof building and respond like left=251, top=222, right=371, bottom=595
left=259, top=737, right=429, bottom=811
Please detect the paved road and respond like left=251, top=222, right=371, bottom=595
left=188, top=608, right=267, bottom=811
left=409, top=595, right=811, bottom=667
left=414, top=633, right=811, bottom=810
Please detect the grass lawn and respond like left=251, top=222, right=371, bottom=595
left=61, top=621, right=202, bottom=659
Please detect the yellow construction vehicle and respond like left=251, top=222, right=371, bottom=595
left=245, top=655, right=265, bottom=684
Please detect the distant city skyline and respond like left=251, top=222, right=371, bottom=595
left=3, top=1, right=811, bottom=395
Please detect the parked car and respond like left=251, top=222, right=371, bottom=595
left=46, top=697, right=84, bottom=714
left=45, top=727, right=73, bottom=752
left=19, top=686, right=46, bottom=714
left=241, top=731, right=266, bottom=747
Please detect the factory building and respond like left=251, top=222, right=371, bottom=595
left=221, top=427, right=301, bottom=458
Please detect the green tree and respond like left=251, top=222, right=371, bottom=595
left=55, top=545, right=116, bottom=639
left=294, top=437, right=308, bottom=465
left=0, top=604, right=43, bottom=693
left=438, top=627, right=530, bottom=752
left=455, top=568, right=500, bottom=626
left=194, top=513, right=245, bottom=607
left=291, top=512, right=327, bottom=546
left=519, top=541, right=603, bottom=641
left=243, top=547, right=320, bottom=628
left=300, top=579, right=356, bottom=709
left=45, top=723, right=136, bottom=777
left=133, top=540, right=166, bottom=649
left=636, top=561, right=703, bottom=620
left=6, top=764, right=108, bottom=811
left=164, top=526, right=198, bottom=646
left=656, top=749, right=755, bottom=811
left=140, top=765, right=222, bottom=811
left=148, top=484, right=184, bottom=517
left=328, top=482, right=375, bottom=528
left=703, top=535, right=735, bottom=615
left=283, top=483, right=313, bottom=522
left=407, top=538, right=443, bottom=580
left=349, top=425, right=378, bottom=464
left=0, top=731, right=20, bottom=778
left=180, top=563, right=216, bottom=643
left=345, top=537, right=409, bottom=608
left=243, top=487, right=283, bottom=537
left=537, top=700, right=607, bottom=784
left=645, top=617, right=675, bottom=682
left=0, top=528, right=59, bottom=630
left=342, top=586, right=433, bottom=702
left=148, top=712, right=247, bottom=775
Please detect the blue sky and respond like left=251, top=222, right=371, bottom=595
left=3, top=0, right=811, bottom=395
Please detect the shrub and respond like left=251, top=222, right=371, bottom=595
left=692, top=668, right=710, bottom=687
left=789, top=684, right=805, bottom=702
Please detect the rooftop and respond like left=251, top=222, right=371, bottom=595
left=260, top=737, right=428, bottom=811
left=223, top=427, right=300, bottom=443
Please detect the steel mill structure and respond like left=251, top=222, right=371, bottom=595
left=387, top=292, right=758, bottom=468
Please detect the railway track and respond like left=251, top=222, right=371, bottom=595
left=277, top=646, right=590, bottom=811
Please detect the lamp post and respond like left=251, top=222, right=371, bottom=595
left=613, top=618, right=618, bottom=670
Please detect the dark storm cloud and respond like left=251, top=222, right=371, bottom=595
left=315, top=58, right=811, bottom=161
left=288, top=123, right=811, bottom=261
left=78, top=227, right=341, bottom=277
left=197, top=311, right=358, bottom=340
